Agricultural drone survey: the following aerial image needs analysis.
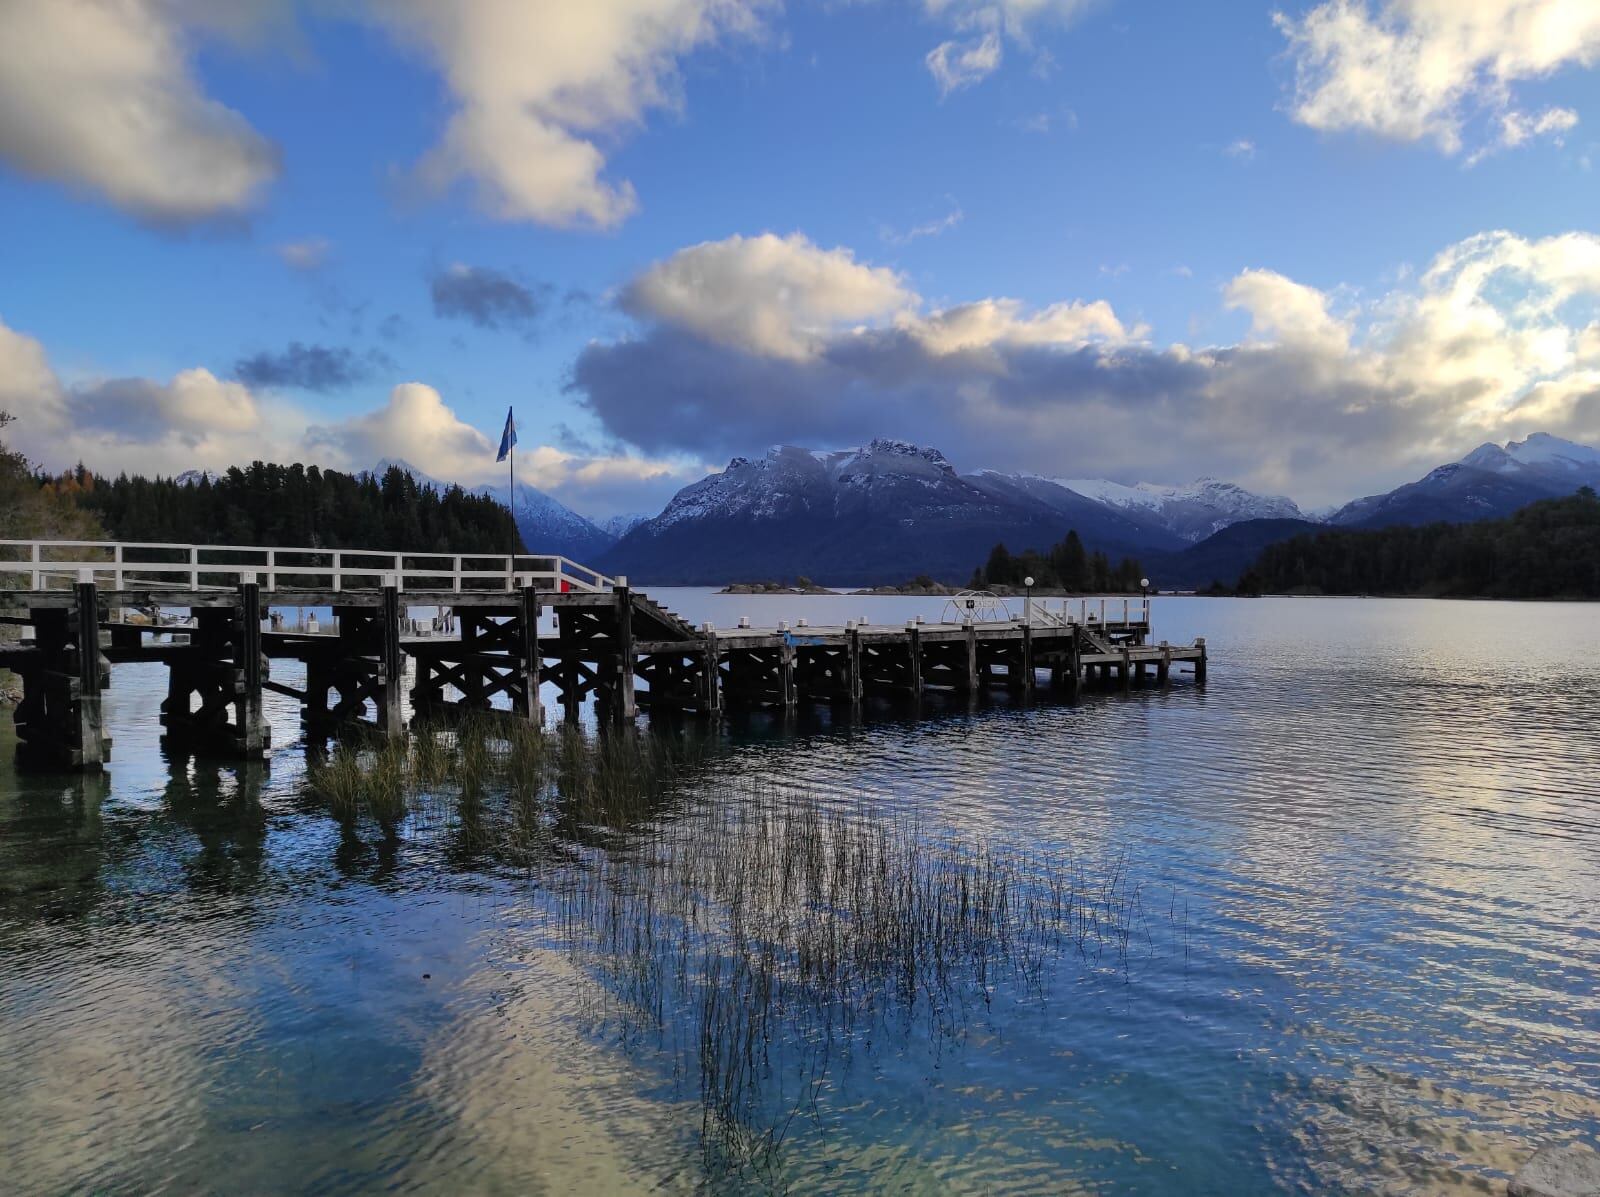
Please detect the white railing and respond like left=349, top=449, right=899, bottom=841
left=0, top=539, right=618, bottom=595
left=938, top=591, right=1152, bottom=627
left=1024, top=597, right=1151, bottom=627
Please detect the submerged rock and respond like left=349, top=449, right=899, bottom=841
left=1510, top=1143, right=1600, bottom=1197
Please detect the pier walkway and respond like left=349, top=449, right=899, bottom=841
left=0, top=538, right=1206, bottom=770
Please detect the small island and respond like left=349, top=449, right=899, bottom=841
left=718, top=576, right=833, bottom=594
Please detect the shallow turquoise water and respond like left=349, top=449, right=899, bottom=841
left=2, top=594, right=1598, bottom=1194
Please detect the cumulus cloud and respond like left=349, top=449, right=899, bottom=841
left=0, top=316, right=690, bottom=516
left=366, top=0, right=772, bottom=229
left=1225, top=268, right=1351, bottom=353
left=0, top=0, right=278, bottom=223
left=1276, top=0, right=1600, bottom=159
left=0, top=316, right=300, bottom=478
left=234, top=342, right=373, bottom=391
left=620, top=233, right=916, bottom=358
left=304, top=381, right=698, bottom=516
left=305, top=382, right=497, bottom=481
left=69, top=369, right=260, bottom=435
left=570, top=228, right=1600, bottom=505
left=430, top=263, right=547, bottom=334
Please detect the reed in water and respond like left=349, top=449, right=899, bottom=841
left=303, top=717, right=1159, bottom=1185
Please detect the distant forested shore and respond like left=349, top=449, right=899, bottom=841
left=1208, top=488, right=1600, bottom=600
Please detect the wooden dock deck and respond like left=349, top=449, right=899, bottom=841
left=1, top=538, right=1206, bottom=770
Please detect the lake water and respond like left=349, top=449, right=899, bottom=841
left=2, top=593, right=1598, bottom=1195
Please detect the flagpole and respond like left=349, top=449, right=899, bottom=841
left=508, top=412, right=516, bottom=585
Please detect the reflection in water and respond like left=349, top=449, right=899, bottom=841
left=1, top=595, right=1598, bottom=1194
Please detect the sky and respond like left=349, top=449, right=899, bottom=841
left=3, top=0, right=1600, bottom=517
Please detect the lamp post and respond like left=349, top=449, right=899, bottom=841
left=1024, top=575, right=1035, bottom=624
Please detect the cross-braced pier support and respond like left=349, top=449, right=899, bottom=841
left=410, top=588, right=542, bottom=727
left=160, top=582, right=271, bottom=757
left=11, top=579, right=111, bottom=769
left=301, top=591, right=403, bottom=737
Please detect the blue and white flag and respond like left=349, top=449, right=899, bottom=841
left=496, top=406, right=517, bottom=462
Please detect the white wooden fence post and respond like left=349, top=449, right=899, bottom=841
left=189, top=545, right=198, bottom=589
left=333, top=551, right=341, bottom=593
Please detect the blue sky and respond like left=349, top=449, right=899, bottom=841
left=3, top=0, right=1600, bottom=515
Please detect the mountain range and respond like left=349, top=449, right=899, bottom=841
left=594, top=433, right=1600, bottom=587
left=176, top=433, right=1600, bottom=587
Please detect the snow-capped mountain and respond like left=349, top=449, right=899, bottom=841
left=1057, top=477, right=1304, bottom=543
left=1330, top=433, right=1600, bottom=528
left=601, top=439, right=1181, bottom=586
left=174, top=469, right=218, bottom=486
left=371, top=458, right=615, bottom=560
left=598, top=512, right=650, bottom=539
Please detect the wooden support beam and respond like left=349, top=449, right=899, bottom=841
left=778, top=641, right=797, bottom=708
left=702, top=630, right=722, bottom=714
left=1019, top=624, right=1034, bottom=695
left=511, top=586, right=542, bottom=724
left=379, top=585, right=405, bottom=738
left=236, top=581, right=270, bottom=756
left=72, top=580, right=109, bottom=768
left=612, top=585, right=636, bottom=723
left=558, top=607, right=582, bottom=723
left=845, top=628, right=863, bottom=706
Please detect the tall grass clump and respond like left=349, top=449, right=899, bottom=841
left=299, top=716, right=1164, bottom=1186
left=548, top=785, right=1156, bottom=1184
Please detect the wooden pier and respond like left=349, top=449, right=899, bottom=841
left=0, top=539, right=1206, bottom=770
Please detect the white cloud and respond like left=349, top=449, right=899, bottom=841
left=880, top=201, right=965, bottom=245
left=70, top=368, right=261, bottom=435
left=1225, top=268, right=1352, bottom=353
left=0, top=319, right=69, bottom=430
left=904, top=297, right=1139, bottom=354
left=573, top=227, right=1600, bottom=505
left=367, top=0, right=772, bottom=229
left=306, top=382, right=496, bottom=482
left=922, top=0, right=1095, bottom=92
left=620, top=232, right=916, bottom=358
left=1224, top=138, right=1256, bottom=160
left=0, top=0, right=278, bottom=223
left=926, top=32, right=1003, bottom=94
left=1276, top=0, right=1600, bottom=158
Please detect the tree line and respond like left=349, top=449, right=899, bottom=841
left=2, top=414, right=521, bottom=555
left=969, top=530, right=1147, bottom=593
left=0, top=412, right=102, bottom=544
left=1229, top=487, right=1600, bottom=599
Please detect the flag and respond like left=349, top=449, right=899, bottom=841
left=496, top=406, right=517, bottom=462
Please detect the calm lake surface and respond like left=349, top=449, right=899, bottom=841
left=2, top=593, right=1598, bottom=1195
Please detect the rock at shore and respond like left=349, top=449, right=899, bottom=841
left=1510, top=1143, right=1600, bottom=1197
